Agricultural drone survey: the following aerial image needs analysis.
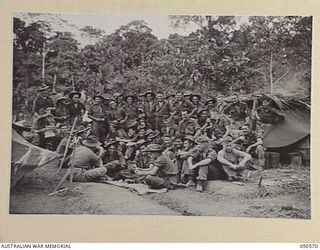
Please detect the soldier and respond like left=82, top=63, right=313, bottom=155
left=105, top=120, right=126, bottom=141
left=133, top=143, right=151, bottom=169
left=189, top=93, right=205, bottom=119
left=56, top=124, right=87, bottom=156
left=69, top=135, right=107, bottom=182
left=178, top=109, right=201, bottom=137
left=205, top=97, right=218, bottom=116
left=53, top=122, right=70, bottom=151
left=147, top=130, right=162, bottom=145
left=233, top=124, right=265, bottom=168
left=115, top=120, right=138, bottom=160
left=113, top=92, right=125, bottom=108
left=134, top=144, right=179, bottom=190
left=102, top=140, right=126, bottom=179
left=125, top=121, right=138, bottom=140
left=68, top=92, right=86, bottom=126
left=51, top=97, right=69, bottom=124
left=197, top=108, right=214, bottom=138
left=152, top=92, right=172, bottom=132
left=32, top=85, right=54, bottom=117
left=217, top=138, right=252, bottom=182
left=179, top=135, right=198, bottom=186
left=29, top=108, right=57, bottom=148
left=123, top=93, right=139, bottom=125
left=162, top=134, right=173, bottom=150
left=223, top=94, right=249, bottom=122
left=106, top=99, right=127, bottom=128
left=165, top=92, right=176, bottom=109
left=136, top=113, right=152, bottom=130
left=215, top=94, right=228, bottom=113
left=143, top=89, right=156, bottom=129
left=87, top=94, right=107, bottom=143
left=166, top=133, right=185, bottom=183
left=137, top=93, right=146, bottom=111
left=256, top=99, right=285, bottom=124
left=168, top=91, right=194, bottom=125
left=210, top=111, right=230, bottom=142
left=187, top=140, right=219, bottom=192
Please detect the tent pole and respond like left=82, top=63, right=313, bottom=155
left=57, top=117, right=78, bottom=173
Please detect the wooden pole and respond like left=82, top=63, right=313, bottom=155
left=52, top=67, right=58, bottom=93
left=69, top=137, right=79, bottom=183
left=42, top=42, right=47, bottom=82
left=50, top=136, right=80, bottom=194
left=50, top=168, right=71, bottom=195
left=270, top=52, right=273, bottom=93
left=57, top=117, right=78, bottom=173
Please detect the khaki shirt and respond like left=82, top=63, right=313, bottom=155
left=73, top=145, right=100, bottom=169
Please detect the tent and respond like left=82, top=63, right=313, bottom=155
left=263, top=109, right=310, bottom=148
left=11, top=129, right=60, bottom=187
left=263, top=106, right=310, bottom=164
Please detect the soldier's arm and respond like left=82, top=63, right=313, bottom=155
left=193, top=120, right=202, bottom=138
left=233, top=149, right=252, bottom=167
left=32, top=98, right=39, bottom=116
left=87, top=107, right=100, bottom=121
left=217, top=152, right=236, bottom=168
left=135, top=165, right=159, bottom=176
left=270, top=107, right=285, bottom=119
left=246, top=137, right=263, bottom=152
left=189, top=158, right=213, bottom=170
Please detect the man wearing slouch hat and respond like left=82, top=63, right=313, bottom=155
left=70, top=135, right=107, bottom=182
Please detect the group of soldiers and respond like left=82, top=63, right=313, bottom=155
left=24, top=84, right=285, bottom=192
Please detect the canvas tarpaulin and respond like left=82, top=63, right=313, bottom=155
left=263, top=109, right=310, bottom=148
left=11, top=129, right=60, bottom=187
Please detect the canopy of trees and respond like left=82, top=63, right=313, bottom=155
left=13, top=15, right=312, bottom=113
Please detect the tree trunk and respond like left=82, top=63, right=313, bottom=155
left=52, top=73, right=57, bottom=93
left=270, top=52, right=273, bottom=93
left=42, top=42, right=46, bottom=82
left=71, top=73, right=75, bottom=91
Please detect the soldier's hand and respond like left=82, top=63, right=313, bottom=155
left=97, top=145, right=105, bottom=153
left=237, top=162, right=245, bottom=169
left=239, top=135, right=245, bottom=141
left=189, top=163, right=198, bottom=170
left=230, top=164, right=238, bottom=169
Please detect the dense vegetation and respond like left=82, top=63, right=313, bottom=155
left=13, top=15, right=312, bottom=113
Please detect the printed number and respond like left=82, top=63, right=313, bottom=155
left=300, top=244, right=318, bottom=248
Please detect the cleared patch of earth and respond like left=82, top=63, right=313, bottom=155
left=9, top=162, right=310, bottom=219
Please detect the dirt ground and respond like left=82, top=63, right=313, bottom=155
left=9, top=160, right=310, bottom=219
